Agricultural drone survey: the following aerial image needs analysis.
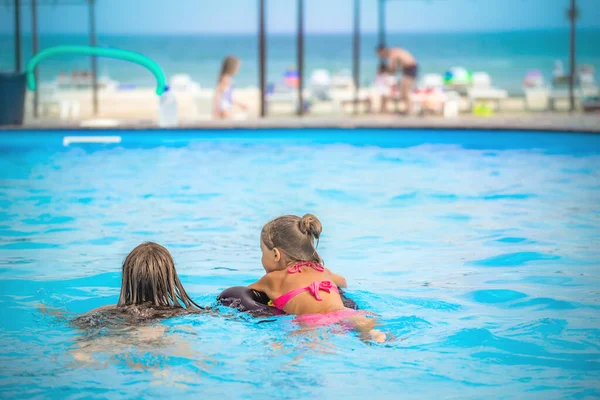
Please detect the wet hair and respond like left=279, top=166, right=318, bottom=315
left=117, top=242, right=201, bottom=309
left=218, top=55, right=240, bottom=82
left=376, top=45, right=387, bottom=53
left=261, top=214, right=323, bottom=264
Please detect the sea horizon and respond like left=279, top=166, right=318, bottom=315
left=1, top=29, right=599, bottom=94
left=3, top=27, right=599, bottom=35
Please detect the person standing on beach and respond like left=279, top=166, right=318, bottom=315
left=376, top=46, right=418, bottom=114
left=213, top=56, right=248, bottom=119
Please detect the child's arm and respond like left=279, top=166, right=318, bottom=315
left=327, top=269, right=348, bottom=288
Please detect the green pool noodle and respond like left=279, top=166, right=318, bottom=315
left=25, top=45, right=168, bottom=95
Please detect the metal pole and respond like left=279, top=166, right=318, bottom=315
left=14, top=0, right=21, bottom=72
left=297, top=0, right=304, bottom=116
left=258, top=0, right=266, bottom=118
left=352, top=0, right=360, bottom=114
left=378, top=0, right=386, bottom=47
left=568, top=0, right=577, bottom=112
left=32, top=0, right=39, bottom=117
left=89, top=0, right=98, bottom=115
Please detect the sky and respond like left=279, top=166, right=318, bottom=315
left=1, top=0, right=599, bottom=35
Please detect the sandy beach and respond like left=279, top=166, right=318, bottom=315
left=22, top=85, right=584, bottom=125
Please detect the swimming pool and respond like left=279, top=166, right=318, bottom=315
left=1, top=129, right=599, bottom=399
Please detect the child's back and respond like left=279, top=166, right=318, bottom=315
left=261, top=262, right=346, bottom=315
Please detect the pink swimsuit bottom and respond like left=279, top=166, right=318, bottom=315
left=295, top=309, right=361, bottom=328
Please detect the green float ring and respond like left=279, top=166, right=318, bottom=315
left=25, top=45, right=168, bottom=95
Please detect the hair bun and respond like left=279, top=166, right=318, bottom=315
left=299, top=214, right=322, bottom=239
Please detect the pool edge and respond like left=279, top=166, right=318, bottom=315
left=1, top=114, right=600, bottom=134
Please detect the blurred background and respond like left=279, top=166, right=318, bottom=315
left=1, top=0, right=599, bottom=123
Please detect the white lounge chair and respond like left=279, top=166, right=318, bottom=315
left=524, top=87, right=551, bottom=111
left=444, top=66, right=472, bottom=95
left=304, top=69, right=347, bottom=114
left=330, top=70, right=371, bottom=113
left=193, top=90, right=214, bottom=120
left=330, top=69, right=353, bottom=91
left=409, top=74, right=460, bottom=117
left=267, top=83, right=299, bottom=111
left=577, top=65, right=599, bottom=99
left=579, top=65, right=600, bottom=113
left=552, top=60, right=569, bottom=85
left=308, top=69, right=333, bottom=102
left=422, top=73, right=444, bottom=89
left=549, top=65, right=599, bottom=111
left=467, top=72, right=508, bottom=111
left=32, top=83, right=80, bottom=120
left=169, top=74, right=201, bottom=93
left=523, top=70, right=550, bottom=111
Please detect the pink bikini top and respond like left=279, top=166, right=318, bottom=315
left=270, top=261, right=339, bottom=310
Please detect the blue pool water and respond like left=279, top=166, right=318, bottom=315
left=0, top=129, right=599, bottom=399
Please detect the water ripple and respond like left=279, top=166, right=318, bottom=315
left=471, top=252, right=561, bottom=267
left=0, top=132, right=599, bottom=398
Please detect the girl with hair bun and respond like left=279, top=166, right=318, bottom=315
left=250, top=214, right=386, bottom=342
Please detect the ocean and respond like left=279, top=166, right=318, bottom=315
left=1, top=30, right=599, bottom=95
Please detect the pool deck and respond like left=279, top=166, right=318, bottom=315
left=2, top=113, right=600, bottom=133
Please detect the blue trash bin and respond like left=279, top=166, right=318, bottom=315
left=0, top=73, right=26, bottom=126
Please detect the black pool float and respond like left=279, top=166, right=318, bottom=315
left=217, top=286, right=358, bottom=316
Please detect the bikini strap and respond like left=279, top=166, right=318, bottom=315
left=271, top=280, right=339, bottom=309
left=307, top=281, right=336, bottom=301
left=287, top=261, right=325, bottom=274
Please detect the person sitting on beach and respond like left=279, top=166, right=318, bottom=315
left=248, top=214, right=386, bottom=343
left=213, top=56, right=248, bottom=120
left=73, top=242, right=203, bottom=328
left=373, top=62, right=397, bottom=114
left=376, top=45, right=418, bottom=114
